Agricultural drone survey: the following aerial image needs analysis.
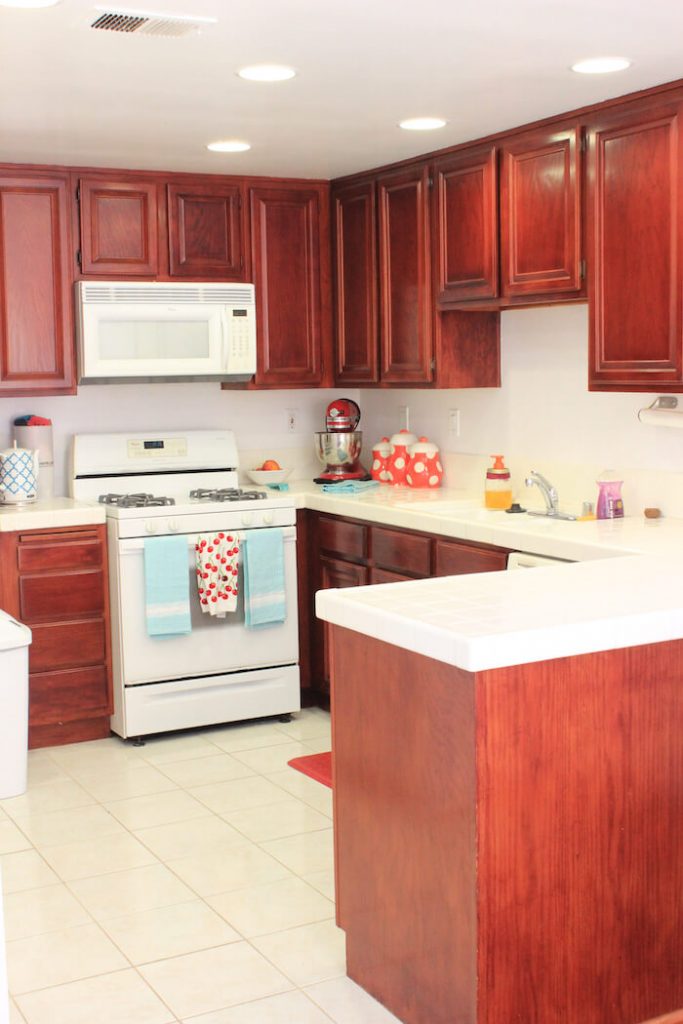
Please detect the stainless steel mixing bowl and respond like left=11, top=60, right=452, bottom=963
left=314, top=430, right=363, bottom=473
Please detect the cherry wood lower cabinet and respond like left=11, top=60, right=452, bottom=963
left=329, top=629, right=683, bottom=1024
left=0, top=526, right=112, bottom=748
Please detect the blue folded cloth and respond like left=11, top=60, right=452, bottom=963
left=320, top=479, right=379, bottom=494
left=243, top=528, right=286, bottom=629
left=143, top=536, right=192, bottom=637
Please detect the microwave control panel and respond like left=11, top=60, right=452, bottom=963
left=225, top=306, right=256, bottom=375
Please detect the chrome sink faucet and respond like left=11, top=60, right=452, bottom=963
left=524, top=470, right=577, bottom=521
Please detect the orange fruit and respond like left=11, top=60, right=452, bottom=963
left=261, top=459, right=281, bottom=471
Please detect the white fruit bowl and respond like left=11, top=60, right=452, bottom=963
left=245, top=468, right=291, bottom=485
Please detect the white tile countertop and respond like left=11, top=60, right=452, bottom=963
left=289, top=480, right=683, bottom=671
left=0, top=498, right=106, bottom=532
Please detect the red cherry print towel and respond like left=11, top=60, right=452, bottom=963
left=195, top=532, right=240, bottom=617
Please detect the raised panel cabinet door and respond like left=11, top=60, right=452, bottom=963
left=0, top=174, right=75, bottom=395
left=587, top=101, right=683, bottom=389
left=167, top=181, right=246, bottom=279
left=250, top=187, right=324, bottom=386
left=378, top=165, right=433, bottom=383
left=500, top=125, right=582, bottom=297
left=433, top=145, right=499, bottom=303
left=78, top=178, right=159, bottom=276
left=332, top=180, right=379, bottom=383
left=320, top=555, right=369, bottom=689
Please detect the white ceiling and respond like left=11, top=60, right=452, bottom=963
left=1, top=0, right=683, bottom=180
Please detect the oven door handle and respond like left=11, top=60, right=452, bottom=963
left=119, top=526, right=296, bottom=555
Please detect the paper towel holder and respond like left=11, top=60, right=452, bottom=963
left=637, top=395, right=681, bottom=424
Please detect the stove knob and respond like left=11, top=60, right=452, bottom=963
left=263, top=511, right=274, bottom=525
left=241, top=512, right=253, bottom=526
left=168, top=519, right=179, bottom=532
left=145, top=520, right=158, bottom=535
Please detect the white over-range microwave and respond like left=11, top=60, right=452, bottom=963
left=76, top=280, right=257, bottom=384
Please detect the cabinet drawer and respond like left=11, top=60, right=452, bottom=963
left=30, top=618, right=106, bottom=673
left=18, top=533, right=102, bottom=572
left=371, top=527, right=431, bottom=576
left=434, top=539, right=509, bottom=576
left=317, top=517, right=367, bottom=560
left=20, top=570, right=105, bottom=622
left=29, top=665, right=111, bottom=727
left=370, top=567, right=414, bottom=584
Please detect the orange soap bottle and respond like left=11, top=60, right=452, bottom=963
left=485, top=454, right=513, bottom=510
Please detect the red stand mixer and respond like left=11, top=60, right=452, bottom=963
left=314, top=398, right=371, bottom=483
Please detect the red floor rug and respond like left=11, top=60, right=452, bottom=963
left=288, top=751, right=332, bottom=788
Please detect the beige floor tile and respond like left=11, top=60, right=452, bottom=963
left=41, top=831, right=157, bottom=881
left=134, top=815, right=245, bottom=861
left=208, top=876, right=334, bottom=938
left=7, top=922, right=128, bottom=994
left=1, top=779, right=95, bottom=819
left=4, top=883, right=92, bottom=940
left=1, top=850, right=58, bottom=894
left=140, top=942, right=292, bottom=1019
left=0, top=821, right=31, bottom=855
left=251, top=920, right=346, bottom=987
left=189, top=776, right=294, bottom=815
left=305, top=977, right=403, bottom=1023
left=105, top=790, right=210, bottom=830
left=0, top=807, right=6, bottom=821
left=301, top=869, right=336, bottom=901
left=231, top=743, right=311, bottom=776
left=208, top=722, right=295, bottom=754
left=261, top=829, right=334, bottom=876
left=168, top=842, right=291, bottom=898
left=137, top=732, right=224, bottom=765
left=156, top=754, right=255, bottom=789
left=275, top=714, right=332, bottom=742
left=26, top=757, right=69, bottom=787
left=68, top=862, right=195, bottom=920
left=302, top=737, right=334, bottom=755
left=266, top=771, right=333, bottom=817
left=47, top=737, right=145, bottom=773
left=182, top=989, right=333, bottom=1023
left=9, top=999, right=26, bottom=1023
left=101, top=899, right=240, bottom=964
left=15, top=969, right=174, bottom=1024
left=76, top=764, right=178, bottom=803
left=11, top=803, right=125, bottom=849
left=221, top=800, right=332, bottom=843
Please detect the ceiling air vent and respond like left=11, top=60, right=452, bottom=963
left=90, top=7, right=216, bottom=38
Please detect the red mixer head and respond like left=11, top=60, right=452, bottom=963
left=325, top=398, right=361, bottom=432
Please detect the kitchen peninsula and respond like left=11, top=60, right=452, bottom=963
left=316, top=555, right=683, bottom=1024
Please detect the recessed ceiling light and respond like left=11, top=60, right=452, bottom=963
left=207, top=140, right=251, bottom=153
left=399, top=117, right=447, bottom=131
left=571, top=57, right=632, bottom=74
left=0, top=0, right=60, bottom=6
left=238, top=64, right=296, bottom=82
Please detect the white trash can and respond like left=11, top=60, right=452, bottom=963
left=0, top=611, right=31, bottom=800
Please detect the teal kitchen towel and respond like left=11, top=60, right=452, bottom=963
left=320, top=479, right=379, bottom=494
left=144, top=535, right=192, bottom=637
left=243, top=527, right=286, bottom=629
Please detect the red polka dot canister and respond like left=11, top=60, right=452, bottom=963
left=406, top=437, right=443, bottom=488
left=370, top=437, right=393, bottom=482
left=385, top=430, right=418, bottom=486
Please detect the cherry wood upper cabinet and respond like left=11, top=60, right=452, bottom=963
left=433, top=145, right=499, bottom=303
left=332, top=180, right=379, bottom=384
left=500, top=125, right=583, bottom=298
left=250, top=185, right=328, bottom=387
left=0, top=173, right=75, bottom=396
left=77, top=177, right=159, bottom=276
left=587, top=100, right=683, bottom=390
left=377, top=165, right=433, bottom=384
left=167, top=181, right=246, bottom=280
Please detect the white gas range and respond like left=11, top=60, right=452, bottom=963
left=71, top=430, right=300, bottom=741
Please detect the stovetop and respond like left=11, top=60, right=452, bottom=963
left=99, top=488, right=269, bottom=509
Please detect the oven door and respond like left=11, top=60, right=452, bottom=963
left=115, top=527, right=298, bottom=685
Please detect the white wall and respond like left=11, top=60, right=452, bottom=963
left=360, top=305, right=683, bottom=516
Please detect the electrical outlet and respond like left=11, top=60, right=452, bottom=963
left=448, top=409, right=461, bottom=436
left=286, top=409, right=298, bottom=434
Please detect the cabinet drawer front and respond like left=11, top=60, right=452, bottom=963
left=370, top=567, right=414, bottom=585
left=371, top=527, right=431, bottom=576
left=30, top=619, right=106, bottom=673
left=318, top=517, right=367, bottom=560
left=434, top=539, right=508, bottom=576
left=29, top=665, right=111, bottom=726
left=18, top=534, right=102, bottom=572
left=20, top=570, right=105, bottom=622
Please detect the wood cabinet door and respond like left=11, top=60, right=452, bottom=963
left=0, top=174, right=75, bottom=395
left=250, top=187, right=325, bottom=387
left=377, top=165, right=433, bottom=383
left=78, top=178, right=159, bottom=276
left=434, top=538, right=509, bottom=576
left=500, top=125, right=582, bottom=297
left=433, top=145, right=498, bottom=303
left=167, top=181, right=246, bottom=279
left=320, top=555, right=369, bottom=688
left=587, top=100, right=683, bottom=389
left=332, top=180, right=379, bottom=383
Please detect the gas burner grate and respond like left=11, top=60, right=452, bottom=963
left=99, top=493, right=176, bottom=508
left=189, top=488, right=267, bottom=503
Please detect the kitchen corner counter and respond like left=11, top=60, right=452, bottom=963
left=0, top=498, right=106, bottom=532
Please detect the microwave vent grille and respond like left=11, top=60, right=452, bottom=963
left=80, top=283, right=255, bottom=306
left=90, top=8, right=216, bottom=38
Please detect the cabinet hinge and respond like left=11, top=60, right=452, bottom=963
left=580, top=133, right=587, bottom=154
left=579, top=258, right=587, bottom=280
left=76, top=249, right=82, bottom=269
left=75, top=184, right=81, bottom=202
left=427, top=177, right=434, bottom=188
left=431, top=357, right=436, bottom=371
left=239, top=255, right=244, bottom=270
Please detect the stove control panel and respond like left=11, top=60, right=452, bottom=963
left=114, top=505, right=297, bottom=539
left=128, top=438, right=188, bottom=459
